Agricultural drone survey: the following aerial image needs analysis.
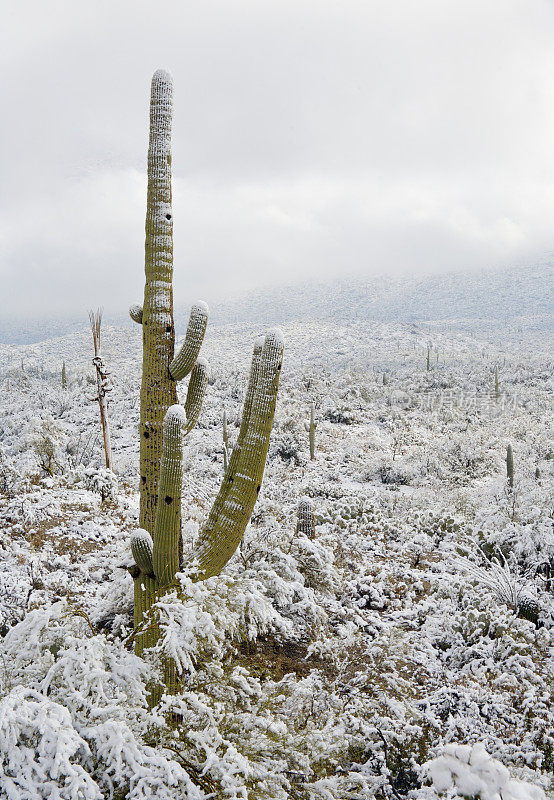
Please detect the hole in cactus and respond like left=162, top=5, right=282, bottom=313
left=166, top=325, right=171, bottom=333
left=256, top=485, right=261, bottom=493
left=164, top=495, right=173, bottom=504
left=143, top=431, right=149, bottom=439
left=166, top=214, right=171, bottom=220
left=277, top=363, right=282, bottom=370
left=141, top=476, right=146, bottom=484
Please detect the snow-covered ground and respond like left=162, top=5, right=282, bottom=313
left=0, top=316, right=552, bottom=799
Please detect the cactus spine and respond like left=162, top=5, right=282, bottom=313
left=506, top=443, right=514, bottom=488
left=297, top=497, right=315, bottom=539
left=129, top=71, right=284, bottom=695
left=304, top=402, right=317, bottom=460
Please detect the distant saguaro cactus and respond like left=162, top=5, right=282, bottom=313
left=506, top=444, right=514, bottom=489
left=426, top=347, right=431, bottom=371
left=304, top=402, right=317, bottom=460
left=61, top=361, right=67, bottom=389
left=89, top=309, right=113, bottom=471
left=128, top=71, right=284, bottom=695
left=222, top=409, right=229, bottom=471
left=494, top=366, right=500, bottom=401
left=297, top=497, right=315, bottom=539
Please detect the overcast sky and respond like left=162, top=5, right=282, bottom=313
left=1, top=0, right=554, bottom=317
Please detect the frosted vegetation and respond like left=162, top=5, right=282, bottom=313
left=0, top=315, right=552, bottom=799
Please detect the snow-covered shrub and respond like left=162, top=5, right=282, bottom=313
left=0, top=686, right=100, bottom=800
left=70, top=465, right=119, bottom=502
left=421, top=742, right=547, bottom=800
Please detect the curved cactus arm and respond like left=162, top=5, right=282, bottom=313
left=297, top=497, right=316, bottom=539
left=129, top=304, right=143, bottom=324
left=131, top=528, right=154, bottom=576
left=194, top=335, right=264, bottom=541
left=152, top=405, right=186, bottom=588
left=192, top=328, right=284, bottom=580
left=184, top=358, right=210, bottom=433
left=169, top=302, right=209, bottom=381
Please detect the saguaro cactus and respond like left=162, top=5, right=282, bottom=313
left=222, top=409, right=229, bottom=471
left=61, top=361, right=67, bottom=389
left=89, top=309, right=113, bottom=471
left=506, top=444, right=514, bottom=489
left=297, top=497, right=316, bottom=539
left=494, top=366, right=500, bottom=401
left=128, top=71, right=284, bottom=692
left=304, top=402, right=317, bottom=460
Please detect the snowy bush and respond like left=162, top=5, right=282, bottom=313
left=421, top=742, right=547, bottom=800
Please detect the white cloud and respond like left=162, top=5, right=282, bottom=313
left=1, top=0, right=554, bottom=316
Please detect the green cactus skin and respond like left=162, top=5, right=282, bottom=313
left=297, top=497, right=315, bottom=539
left=304, top=402, right=317, bottom=460
left=129, top=304, right=143, bottom=324
left=507, top=443, right=514, bottom=488
left=192, top=329, right=283, bottom=581
left=130, top=71, right=284, bottom=699
left=131, top=529, right=154, bottom=577
left=169, top=302, right=209, bottom=381
left=140, top=69, right=179, bottom=536
left=184, top=358, right=209, bottom=430
left=152, top=405, right=186, bottom=588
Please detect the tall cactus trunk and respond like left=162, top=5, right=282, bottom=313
left=129, top=70, right=284, bottom=699
left=140, top=70, right=178, bottom=536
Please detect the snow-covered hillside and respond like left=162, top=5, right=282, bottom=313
left=2, top=261, right=552, bottom=345
left=0, top=317, right=552, bottom=798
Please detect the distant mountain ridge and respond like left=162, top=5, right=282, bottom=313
left=1, top=262, right=552, bottom=344
left=209, top=262, right=553, bottom=329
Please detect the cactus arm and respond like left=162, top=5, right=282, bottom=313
left=192, top=329, right=284, bottom=580
left=140, top=69, right=178, bottom=535
left=152, top=405, right=186, bottom=588
left=131, top=529, right=154, bottom=576
left=195, top=336, right=264, bottom=539
left=169, top=302, right=209, bottom=381
left=184, top=358, right=210, bottom=432
left=129, top=304, right=143, bottom=324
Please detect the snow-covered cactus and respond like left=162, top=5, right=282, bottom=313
left=426, top=347, right=431, bottom=371
left=304, top=402, right=317, bottom=460
left=152, top=405, right=186, bottom=588
left=129, top=303, right=143, bottom=324
left=297, top=496, right=315, bottom=539
left=495, top=365, right=500, bottom=401
left=169, top=303, right=209, bottom=381
left=61, top=361, right=67, bottom=389
left=129, top=71, right=284, bottom=693
left=506, top=443, right=514, bottom=488
left=131, top=529, right=154, bottom=577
